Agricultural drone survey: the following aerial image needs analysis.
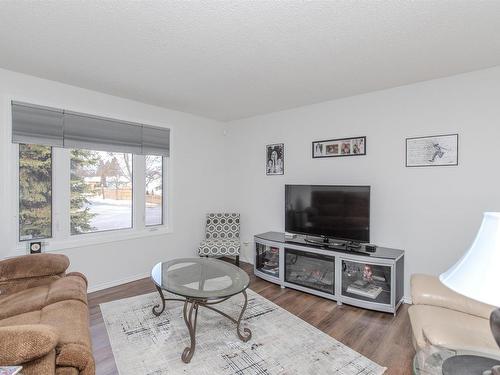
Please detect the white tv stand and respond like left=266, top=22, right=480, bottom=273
left=254, top=232, right=405, bottom=314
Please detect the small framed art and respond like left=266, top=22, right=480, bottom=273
left=312, top=136, right=366, bottom=158
left=266, top=143, right=284, bottom=175
left=406, top=134, right=458, bottom=167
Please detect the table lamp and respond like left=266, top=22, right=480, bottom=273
left=440, top=212, right=500, bottom=375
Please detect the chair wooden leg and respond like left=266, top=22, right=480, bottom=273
left=235, top=255, right=240, bottom=267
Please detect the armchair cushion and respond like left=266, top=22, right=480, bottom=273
left=411, top=274, right=494, bottom=320
left=409, top=304, right=500, bottom=358
left=0, top=324, right=58, bottom=364
left=198, top=239, right=240, bottom=256
left=0, top=253, right=69, bottom=282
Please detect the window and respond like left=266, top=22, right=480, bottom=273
left=19, top=144, right=52, bottom=240
left=12, top=102, right=170, bottom=247
left=145, top=155, right=163, bottom=226
left=70, top=150, right=133, bottom=234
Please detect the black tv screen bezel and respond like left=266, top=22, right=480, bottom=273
left=284, top=184, right=371, bottom=243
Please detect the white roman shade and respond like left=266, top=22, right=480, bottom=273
left=142, top=125, right=171, bottom=157
left=11, top=101, right=170, bottom=156
left=63, top=112, right=143, bottom=154
left=12, top=102, right=64, bottom=147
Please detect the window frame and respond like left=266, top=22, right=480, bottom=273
left=145, top=155, right=164, bottom=227
left=12, top=145, right=171, bottom=252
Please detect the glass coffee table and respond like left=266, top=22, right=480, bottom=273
left=151, top=258, right=252, bottom=363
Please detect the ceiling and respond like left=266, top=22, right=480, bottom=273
left=0, top=1, right=499, bottom=121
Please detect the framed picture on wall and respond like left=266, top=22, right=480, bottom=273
left=312, top=136, right=366, bottom=158
left=406, top=134, right=458, bottom=167
left=266, top=143, right=284, bottom=175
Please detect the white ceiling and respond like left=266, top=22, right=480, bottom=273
left=0, top=1, right=499, bottom=121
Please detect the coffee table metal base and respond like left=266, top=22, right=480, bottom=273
left=152, top=285, right=252, bottom=363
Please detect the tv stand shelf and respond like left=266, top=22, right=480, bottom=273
left=254, top=231, right=405, bottom=314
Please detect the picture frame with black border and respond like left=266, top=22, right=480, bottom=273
left=312, top=136, right=366, bottom=158
left=406, top=133, right=458, bottom=167
left=266, top=143, right=284, bottom=175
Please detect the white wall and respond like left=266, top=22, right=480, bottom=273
left=224, top=66, right=500, bottom=298
left=0, top=68, right=227, bottom=291
left=2, top=66, right=499, bottom=298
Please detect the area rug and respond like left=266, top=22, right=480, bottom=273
left=100, top=289, right=386, bottom=374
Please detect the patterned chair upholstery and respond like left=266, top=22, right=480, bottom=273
left=198, top=213, right=241, bottom=266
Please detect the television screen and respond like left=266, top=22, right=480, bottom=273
left=285, top=185, right=370, bottom=242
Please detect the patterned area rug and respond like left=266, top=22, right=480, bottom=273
left=100, top=289, right=386, bottom=374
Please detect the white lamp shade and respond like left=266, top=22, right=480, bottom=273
left=440, top=212, right=500, bottom=308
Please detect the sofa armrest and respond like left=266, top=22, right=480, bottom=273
left=0, top=324, right=58, bottom=365
left=0, top=253, right=69, bottom=282
left=411, top=274, right=494, bottom=320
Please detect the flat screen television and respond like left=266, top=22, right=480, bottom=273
left=285, top=185, right=370, bottom=243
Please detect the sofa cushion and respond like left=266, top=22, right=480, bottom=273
left=43, top=300, right=95, bottom=375
left=0, top=275, right=88, bottom=320
left=0, top=299, right=94, bottom=374
left=0, top=275, right=62, bottom=300
left=55, top=367, right=79, bottom=375
left=0, top=310, right=41, bottom=326
left=20, top=349, right=56, bottom=375
left=409, top=304, right=500, bottom=358
left=0, top=324, right=58, bottom=365
left=0, top=254, right=69, bottom=282
left=41, top=300, right=92, bottom=349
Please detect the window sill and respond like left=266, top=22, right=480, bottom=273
left=16, top=226, right=172, bottom=254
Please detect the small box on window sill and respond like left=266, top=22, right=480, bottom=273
left=29, top=241, right=42, bottom=254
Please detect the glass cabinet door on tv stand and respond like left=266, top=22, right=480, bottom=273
left=255, top=242, right=280, bottom=280
left=341, top=259, right=392, bottom=305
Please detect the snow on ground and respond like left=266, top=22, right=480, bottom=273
left=84, top=197, right=162, bottom=231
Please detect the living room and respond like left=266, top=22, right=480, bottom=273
left=0, top=1, right=499, bottom=375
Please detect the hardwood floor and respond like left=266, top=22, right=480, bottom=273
left=89, top=260, right=415, bottom=375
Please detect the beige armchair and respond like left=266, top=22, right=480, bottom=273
left=409, top=274, right=500, bottom=358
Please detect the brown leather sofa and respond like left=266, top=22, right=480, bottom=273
left=409, top=274, right=500, bottom=358
left=0, top=253, right=94, bottom=374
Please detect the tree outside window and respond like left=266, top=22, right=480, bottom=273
left=19, top=144, right=52, bottom=240
left=70, top=150, right=133, bottom=234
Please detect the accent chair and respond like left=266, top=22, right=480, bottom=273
left=198, top=213, right=241, bottom=266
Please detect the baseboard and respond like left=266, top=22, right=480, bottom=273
left=86, top=265, right=414, bottom=308
left=87, top=272, right=150, bottom=293
left=88, top=257, right=254, bottom=294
